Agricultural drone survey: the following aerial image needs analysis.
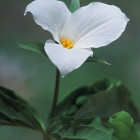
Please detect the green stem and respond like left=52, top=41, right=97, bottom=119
left=43, top=133, right=47, bottom=140
left=50, top=68, right=60, bottom=119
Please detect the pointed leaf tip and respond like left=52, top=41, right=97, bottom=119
left=17, top=42, right=47, bottom=57
left=86, top=55, right=111, bottom=66
left=69, top=0, right=80, bottom=13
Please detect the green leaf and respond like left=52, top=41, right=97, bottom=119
left=69, top=0, right=80, bottom=13
left=17, top=42, right=46, bottom=57
left=47, top=116, right=114, bottom=140
left=87, top=55, right=111, bottom=66
left=0, top=86, right=45, bottom=133
left=17, top=42, right=110, bottom=65
left=109, top=111, right=140, bottom=140
left=56, top=78, right=140, bottom=122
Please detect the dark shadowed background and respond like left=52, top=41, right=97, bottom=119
left=0, top=0, right=140, bottom=139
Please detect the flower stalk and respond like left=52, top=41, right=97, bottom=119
left=43, top=133, right=47, bottom=140
left=50, top=68, right=60, bottom=119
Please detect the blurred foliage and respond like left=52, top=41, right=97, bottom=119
left=47, top=116, right=114, bottom=140
left=47, top=111, right=140, bottom=140
left=0, top=86, right=45, bottom=133
left=0, top=84, right=140, bottom=140
left=109, top=111, right=140, bottom=140
left=56, top=78, right=140, bottom=122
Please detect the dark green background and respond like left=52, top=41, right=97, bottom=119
left=0, top=0, right=140, bottom=139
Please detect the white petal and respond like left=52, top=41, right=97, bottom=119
left=44, top=43, right=93, bottom=77
left=60, top=2, right=129, bottom=48
left=75, top=19, right=128, bottom=48
left=25, top=0, right=71, bottom=42
left=46, top=39, right=55, bottom=43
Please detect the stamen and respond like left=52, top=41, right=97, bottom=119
left=61, top=39, right=73, bottom=49
left=62, top=40, right=66, bottom=47
left=67, top=40, right=72, bottom=46
left=66, top=43, right=73, bottom=49
left=65, top=39, right=68, bottom=44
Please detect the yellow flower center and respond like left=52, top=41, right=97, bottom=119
left=61, top=39, right=73, bottom=49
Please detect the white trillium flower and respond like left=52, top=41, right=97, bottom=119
left=25, top=0, right=129, bottom=77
